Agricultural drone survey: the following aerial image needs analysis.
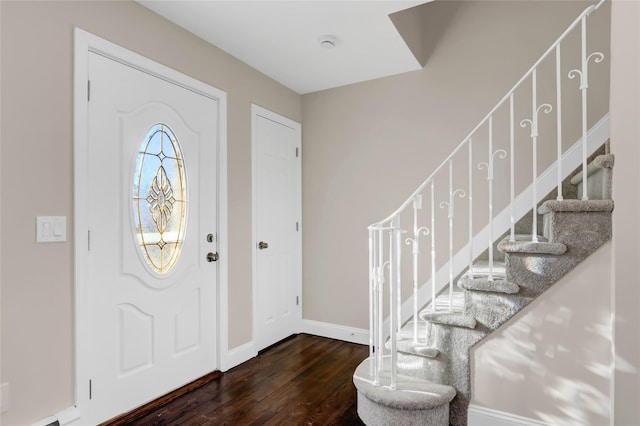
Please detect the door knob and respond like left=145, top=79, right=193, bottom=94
left=258, top=241, right=269, bottom=250
left=207, top=252, right=219, bottom=262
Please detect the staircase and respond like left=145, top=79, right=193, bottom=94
left=352, top=2, right=611, bottom=425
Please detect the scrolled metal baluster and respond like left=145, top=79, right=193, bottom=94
left=380, top=257, right=390, bottom=384
left=509, top=94, right=516, bottom=242
left=520, top=69, right=552, bottom=243
left=430, top=180, right=437, bottom=312
left=556, top=44, right=564, bottom=201
left=568, top=15, right=605, bottom=200
left=388, top=219, right=402, bottom=391
left=468, top=140, right=474, bottom=279
left=368, top=229, right=376, bottom=379
left=376, top=231, right=387, bottom=383
left=439, top=164, right=466, bottom=312
left=405, top=224, right=430, bottom=344
left=477, top=148, right=507, bottom=281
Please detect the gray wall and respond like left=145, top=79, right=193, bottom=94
left=0, top=1, right=300, bottom=424
left=472, top=242, right=613, bottom=423
left=301, top=0, right=606, bottom=329
left=610, top=0, right=640, bottom=424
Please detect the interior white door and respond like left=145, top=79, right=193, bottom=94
left=253, top=106, right=302, bottom=352
left=86, top=52, right=219, bottom=423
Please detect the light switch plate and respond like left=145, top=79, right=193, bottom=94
left=37, top=216, right=67, bottom=243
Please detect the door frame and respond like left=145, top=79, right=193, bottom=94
left=73, top=28, right=228, bottom=422
left=251, top=104, right=302, bottom=348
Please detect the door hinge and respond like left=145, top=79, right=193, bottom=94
left=89, top=379, right=92, bottom=400
left=296, top=221, right=299, bottom=232
left=296, top=296, right=299, bottom=306
left=295, top=147, right=299, bottom=158
left=88, top=80, right=91, bottom=101
left=87, top=230, right=91, bottom=251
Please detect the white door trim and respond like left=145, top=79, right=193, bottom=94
left=73, top=28, right=228, bottom=421
left=251, top=104, right=302, bottom=348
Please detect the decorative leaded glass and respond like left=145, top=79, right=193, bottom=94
left=133, top=124, right=187, bottom=274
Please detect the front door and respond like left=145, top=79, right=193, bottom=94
left=86, top=51, right=219, bottom=423
left=252, top=106, right=302, bottom=351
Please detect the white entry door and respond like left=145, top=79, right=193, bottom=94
left=252, top=105, right=302, bottom=352
left=85, top=51, right=220, bottom=423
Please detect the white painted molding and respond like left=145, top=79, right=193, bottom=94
left=220, top=341, right=257, bottom=372
left=468, top=404, right=552, bottom=426
left=301, top=319, right=369, bottom=345
left=56, top=407, right=81, bottom=425
left=32, top=406, right=81, bottom=426
left=32, top=415, right=59, bottom=426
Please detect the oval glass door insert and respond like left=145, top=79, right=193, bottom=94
left=132, top=124, right=187, bottom=274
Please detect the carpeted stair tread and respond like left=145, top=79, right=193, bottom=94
left=354, top=358, right=456, bottom=410
left=393, top=321, right=441, bottom=358
left=463, top=260, right=506, bottom=280
left=390, top=339, right=440, bottom=358
left=424, top=291, right=465, bottom=314
left=570, top=154, right=615, bottom=185
left=397, top=320, right=429, bottom=341
left=419, top=311, right=477, bottom=329
left=539, top=199, right=614, bottom=214
left=497, top=237, right=567, bottom=255
left=458, top=277, right=519, bottom=294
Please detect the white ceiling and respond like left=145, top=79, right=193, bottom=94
left=137, top=1, right=430, bottom=94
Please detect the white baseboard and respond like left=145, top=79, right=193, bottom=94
left=220, top=341, right=257, bottom=372
left=300, top=319, right=369, bottom=345
left=468, top=404, right=551, bottom=426
left=32, top=406, right=81, bottom=426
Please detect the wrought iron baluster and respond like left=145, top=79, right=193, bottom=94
left=405, top=196, right=429, bottom=344
left=556, top=44, right=564, bottom=201
left=568, top=16, right=604, bottom=200
left=430, top=180, right=437, bottom=312
left=468, top=140, right=474, bottom=279
left=368, top=228, right=375, bottom=379
left=520, top=69, right=552, bottom=242
left=478, top=117, right=507, bottom=281
left=440, top=160, right=465, bottom=311
left=509, top=94, right=516, bottom=242
left=377, top=229, right=385, bottom=381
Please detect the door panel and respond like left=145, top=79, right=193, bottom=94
left=87, top=52, right=219, bottom=423
left=118, top=304, right=153, bottom=376
left=253, top=108, right=301, bottom=351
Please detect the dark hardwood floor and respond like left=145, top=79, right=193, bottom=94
left=117, top=334, right=368, bottom=425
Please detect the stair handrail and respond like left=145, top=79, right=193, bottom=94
left=367, top=0, right=608, bottom=391
left=370, top=0, right=606, bottom=229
